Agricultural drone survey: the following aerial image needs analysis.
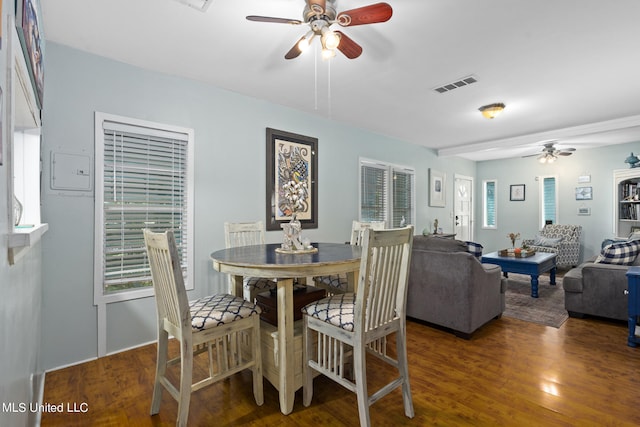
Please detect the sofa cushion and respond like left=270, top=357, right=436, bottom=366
left=595, top=240, right=640, bottom=265
left=533, top=234, right=563, bottom=247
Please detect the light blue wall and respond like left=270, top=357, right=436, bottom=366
left=40, top=42, right=475, bottom=370
left=475, top=143, right=640, bottom=261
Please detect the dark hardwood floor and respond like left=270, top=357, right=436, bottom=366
left=41, top=315, right=640, bottom=426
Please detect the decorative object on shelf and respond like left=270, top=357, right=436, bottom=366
left=625, top=153, right=640, bottom=168
left=510, top=184, right=525, bottom=201
left=429, top=169, right=446, bottom=207
left=13, top=195, right=23, bottom=226
left=478, top=102, right=505, bottom=119
left=433, top=218, right=439, bottom=234
left=575, top=186, right=592, bottom=200
left=507, top=232, right=520, bottom=248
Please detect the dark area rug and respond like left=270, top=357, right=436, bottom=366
left=503, top=272, right=568, bottom=328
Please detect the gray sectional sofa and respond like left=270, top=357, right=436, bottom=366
left=406, top=235, right=507, bottom=338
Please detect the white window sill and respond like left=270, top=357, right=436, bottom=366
left=8, top=223, right=49, bottom=265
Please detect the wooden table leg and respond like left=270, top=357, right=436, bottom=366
left=231, top=275, right=244, bottom=297
left=276, top=278, right=295, bottom=415
left=346, top=269, right=360, bottom=293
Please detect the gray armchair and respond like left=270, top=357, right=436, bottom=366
left=522, top=224, right=582, bottom=268
left=406, top=236, right=507, bottom=338
left=563, top=255, right=639, bottom=321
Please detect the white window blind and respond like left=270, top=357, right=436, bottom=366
left=541, top=176, right=557, bottom=227
left=483, top=180, right=497, bottom=228
left=95, top=113, right=194, bottom=303
left=392, top=169, right=413, bottom=227
left=359, top=159, right=415, bottom=227
left=360, top=162, right=388, bottom=223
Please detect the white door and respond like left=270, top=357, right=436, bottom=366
left=454, top=175, right=474, bottom=241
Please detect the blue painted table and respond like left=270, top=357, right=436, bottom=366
left=481, top=251, right=557, bottom=298
left=625, top=266, right=640, bottom=348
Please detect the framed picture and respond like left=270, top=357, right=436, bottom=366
left=510, top=184, right=525, bottom=201
left=577, top=206, right=591, bottom=216
left=265, top=128, right=318, bottom=231
left=575, top=186, right=592, bottom=200
left=577, top=175, right=591, bottom=183
left=16, top=0, right=44, bottom=109
left=429, top=169, right=445, bottom=207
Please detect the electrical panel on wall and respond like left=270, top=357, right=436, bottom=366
left=50, top=151, right=92, bottom=193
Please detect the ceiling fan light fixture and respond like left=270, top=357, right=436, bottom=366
left=479, top=103, right=506, bottom=119
left=298, top=31, right=315, bottom=52
left=321, top=27, right=340, bottom=50
left=538, top=152, right=557, bottom=163
left=321, top=47, right=336, bottom=60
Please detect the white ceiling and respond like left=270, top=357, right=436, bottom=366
left=40, top=0, right=640, bottom=161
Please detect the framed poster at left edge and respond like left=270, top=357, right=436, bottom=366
left=16, top=0, right=44, bottom=110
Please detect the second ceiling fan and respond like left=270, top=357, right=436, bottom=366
left=524, top=142, right=576, bottom=163
left=246, top=0, right=392, bottom=60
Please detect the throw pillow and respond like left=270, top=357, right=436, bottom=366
left=533, top=234, right=563, bottom=247
left=465, top=241, right=483, bottom=259
left=595, top=240, right=640, bottom=265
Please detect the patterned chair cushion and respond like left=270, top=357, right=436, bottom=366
left=302, top=293, right=356, bottom=332
left=190, top=294, right=261, bottom=331
left=244, top=277, right=276, bottom=291
left=595, top=240, right=640, bottom=265
left=313, top=274, right=349, bottom=291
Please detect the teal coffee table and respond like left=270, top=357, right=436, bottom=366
left=481, top=251, right=557, bottom=298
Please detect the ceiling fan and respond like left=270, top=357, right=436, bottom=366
left=524, top=142, right=576, bottom=163
left=246, top=0, right=393, bottom=60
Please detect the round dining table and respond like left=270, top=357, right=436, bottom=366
left=210, top=242, right=362, bottom=415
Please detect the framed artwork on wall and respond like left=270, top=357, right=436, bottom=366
left=265, top=128, right=318, bottom=231
left=429, top=169, right=445, bottom=207
left=575, top=186, right=592, bottom=200
left=510, top=184, right=525, bottom=201
left=16, top=0, right=44, bottom=109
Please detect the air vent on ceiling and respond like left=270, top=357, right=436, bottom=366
left=433, top=75, right=478, bottom=94
left=174, top=0, right=213, bottom=12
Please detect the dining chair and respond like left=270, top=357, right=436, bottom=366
left=302, top=225, right=415, bottom=427
left=313, top=220, right=385, bottom=295
left=224, top=221, right=276, bottom=301
left=144, top=229, right=263, bottom=427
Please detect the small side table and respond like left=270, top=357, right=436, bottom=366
left=625, top=266, right=640, bottom=347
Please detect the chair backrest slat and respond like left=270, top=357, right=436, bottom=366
left=144, top=229, right=191, bottom=332
left=225, top=221, right=266, bottom=248
left=355, top=226, right=413, bottom=333
left=350, top=220, right=385, bottom=246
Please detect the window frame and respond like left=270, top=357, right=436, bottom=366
left=539, top=175, right=558, bottom=228
left=482, top=179, right=497, bottom=229
left=359, top=158, right=415, bottom=228
left=93, top=112, right=195, bottom=305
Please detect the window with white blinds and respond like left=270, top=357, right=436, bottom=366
left=483, top=179, right=497, bottom=228
left=359, top=159, right=415, bottom=227
left=94, top=112, right=194, bottom=304
left=540, top=175, right=558, bottom=228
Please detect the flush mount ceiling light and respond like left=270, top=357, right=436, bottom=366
left=478, top=103, right=506, bottom=119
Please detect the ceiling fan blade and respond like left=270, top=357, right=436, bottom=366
left=246, top=15, right=302, bottom=25
left=337, top=2, right=393, bottom=27
left=558, top=151, right=573, bottom=156
left=307, top=0, right=326, bottom=14
left=284, top=37, right=305, bottom=60
left=334, top=31, right=363, bottom=59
